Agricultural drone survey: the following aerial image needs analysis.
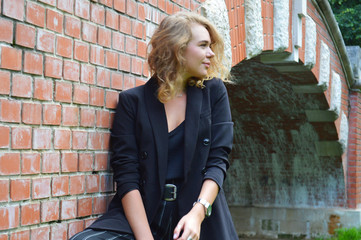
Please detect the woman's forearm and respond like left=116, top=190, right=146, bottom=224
left=122, top=189, right=154, bottom=240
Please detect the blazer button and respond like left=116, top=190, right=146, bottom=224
left=141, top=151, right=148, bottom=159
left=203, top=138, right=210, bottom=146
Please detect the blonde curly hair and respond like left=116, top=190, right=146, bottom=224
left=147, top=11, right=230, bottom=103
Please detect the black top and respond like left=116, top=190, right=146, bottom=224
left=166, top=121, right=185, bottom=180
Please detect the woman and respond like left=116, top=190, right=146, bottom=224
left=70, top=11, right=238, bottom=240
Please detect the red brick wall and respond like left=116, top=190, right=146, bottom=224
left=0, top=0, right=204, bottom=239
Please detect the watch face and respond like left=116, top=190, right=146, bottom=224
left=206, top=205, right=212, bottom=217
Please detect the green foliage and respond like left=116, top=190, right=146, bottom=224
left=312, top=227, right=361, bottom=240
left=328, top=0, right=361, bottom=46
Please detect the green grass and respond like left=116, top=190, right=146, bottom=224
left=314, top=227, right=361, bottom=240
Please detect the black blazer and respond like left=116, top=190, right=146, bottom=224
left=89, top=77, right=238, bottom=240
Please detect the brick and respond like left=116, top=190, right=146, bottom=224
left=119, top=15, right=131, bottom=35
left=74, top=84, right=89, bottom=105
left=0, top=70, right=10, bottom=94
left=90, top=87, right=105, bottom=107
left=3, top=0, right=24, bottom=21
left=0, top=18, right=13, bottom=43
left=43, top=104, right=61, bottom=125
left=99, top=0, right=112, bottom=7
left=119, top=53, right=130, bottom=72
left=0, top=126, right=10, bottom=148
left=0, top=153, right=20, bottom=175
left=39, top=0, right=56, bottom=6
left=79, top=153, right=92, bottom=171
left=100, top=174, right=113, bottom=192
left=52, top=176, right=69, bottom=197
left=45, top=56, right=63, bottom=78
left=12, top=74, right=32, bottom=98
left=105, top=50, right=118, bottom=69
left=21, top=203, right=40, bottom=226
left=90, top=3, right=105, bottom=25
left=61, top=199, right=77, bottom=220
left=123, top=74, right=135, bottom=90
left=10, top=179, right=30, bottom=201
left=32, top=177, right=51, bottom=199
left=57, top=0, right=74, bottom=14
left=111, top=71, right=123, bottom=90
left=1, top=46, right=22, bottom=71
left=56, top=36, right=73, bottom=58
left=74, top=41, right=89, bottom=62
left=143, top=61, right=149, bottom=77
left=126, top=0, right=137, bottom=18
left=46, top=9, right=63, bottom=33
left=84, top=218, right=97, bottom=228
left=62, top=106, right=79, bottom=126
left=54, top=129, right=71, bottom=150
left=51, top=223, right=67, bottom=240
left=37, top=29, right=55, bottom=53
left=26, top=2, right=45, bottom=27
left=55, top=81, right=72, bottom=103
left=73, top=131, right=88, bottom=150
left=15, top=23, right=36, bottom=48
left=98, top=27, right=111, bottom=48
left=80, top=64, right=95, bottom=84
left=65, top=15, right=81, bottom=39
left=34, top=78, right=53, bottom=100
left=33, top=128, right=52, bottom=149
left=0, top=99, right=21, bottom=123
left=102, top=132, right=110, bottom=150
left=22, top=153, right=41, bottom=175
left=77, top=197, right=92, bottom=217
left=106, top=9, right=118, bottom=30
left=86, top=175, right=99, bottom=193
left=80, top=108, right=95, bottom=127
left=137, top=40, right=147, bottom=58
left=82, top=21, right=97, bottom=43
left=131, top=57, right=143, bottom=76
left=68, top=220, right=84, bottom=239
left=125, top=36, right=136, bottom=55
left=138, top=4, right=146, bottom=22
left=42, top=152, right=60, bottom=173
left=0, top=180, right=9, bottom=202
left=11, top=127, right=32, bottom=149
left=31, top=226, right=50, bottom=240
left=24, top=51, right=43, bottom=75
left=166, top=1, right=173, bottom=14
left=10, top=230, right=30, bottom=240
left=96, top=67, right=110, bottom=87
left=75, top=0, right=90, bottom=19
left=0, top=205, right=19, bottom=230
left=41, top=200, right=59, bottom=222
left=112, top=31, right=124, bottom=52
left=63, top=60, right=80, bottom=81
left=113, top=0, right=125, bottom=12
left=61, top=152, right=78, bottom=172
left=94, top=153, right=108, bottom=171
left=89, top=131, right=102, bottom=150
left=93, top=196, right=107, bottom=214
left=96, top=110, right=110, bottom=128
left=105, top=90, right=119, bottom=109
left=132, top=20, right=144, bottom=39
left=90, top=45, right=104, bottom=66
left=70, top=175, right=85, bottom=195
left=22, top=102, right=42, bottom=125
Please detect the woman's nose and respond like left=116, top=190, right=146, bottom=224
left=207, top=48, right=215, bottom=58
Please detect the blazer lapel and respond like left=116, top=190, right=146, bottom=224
left=144, top=78, right=169, bottom=187
left=184, top=85, right=202, bottom=182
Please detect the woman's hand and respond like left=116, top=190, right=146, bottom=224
left=173, top=203, right=205, bottom=240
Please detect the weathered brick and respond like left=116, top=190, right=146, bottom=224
left=70, top=175, right=85, bottom=195
left=77, top=197, right=92, bottom=217
left=32, top=177, right=51, bottom=199
left=55, top=81, right=72, bottom=103
left=11, top=127, right=32, bottom=149
left=63, top=59, right=80, bottom=81
left=98, top=27, right=111, bottom=47
left=33, top=128, right=52, bottom=149
left=62, top=106, right=79, bottom=126
left=52, top=176, right=69, bottom=197
left=10, top=179, right=30, bottom=201
left=1, top=46, right=22, bottom=71
left=0, top=99, right=21, bottom=123
left=96, top=67, right=110, bottom=88
left=22, top=153, right=41, bottom=175
left=111, top=71, right=123, bottom=90
left=90, top=3, right=105, bottom=25
left=54, top=129, right=71, bottom=150
left=24, top=51, right=43, bottom=75
left=75, top=0, right=90, bottom=20
left=74, top=84, right=90, bottom=105
left=74, top=41, right=89, bottom=62
left=0, top=205, right=19, bottom=230
left=80, top=64, right=96, bottom=84
left=37, top=29, right=55, bottom=53
left=43, top=152, right=60, bottom=173
left=0, top=126, right=10, bottom=148
left=41, top=200, right=59, bottom=222
left=21, top=203, right=40, bottom=226
left=3, top=0, right=24, bottom=21
left=65, top=15, right=81, bottom=38
left=56, top=36, right=73, bottom=58
left=0, top=153, right=20, bottom=175
left=0, top=70, right=10, bottom=94
left=45, top=56, right=63, bottom=79
left=43, top=104, right=61, bottom=125
left=73, top=131, right=88, bottom=150
left=26, top=2, right=45, bottom=27
left=0, top=18, right=13, bottom=43
left=47, top=9, right=63, bottom=33
left=90, top=45, right=104, bottom=66
left=80, top=108, right=95, bottom=127
left=57, top=0, right=74, bottom=14
left=34, top=78, right=53, bottom=100
left=61, top=199, right=77, bottom=220
left=82, top=21, right=97, bottom=43
left=15, top=23, right=36, bottom=48
left=106, top=9, right=119, bottom=30
left=11, top=74, right=32, bottom=98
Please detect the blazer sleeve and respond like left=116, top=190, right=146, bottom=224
left=110, top=91, right=140, bottom=199
left=203, top=79, right=234, bottom=189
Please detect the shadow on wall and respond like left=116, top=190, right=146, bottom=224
left=224, top=60, right=345, bottom=208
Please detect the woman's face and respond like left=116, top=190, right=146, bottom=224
left=182, top=23, right=215, bottom=80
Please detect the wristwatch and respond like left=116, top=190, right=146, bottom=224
left=194, top=198, right=212, bottom=217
